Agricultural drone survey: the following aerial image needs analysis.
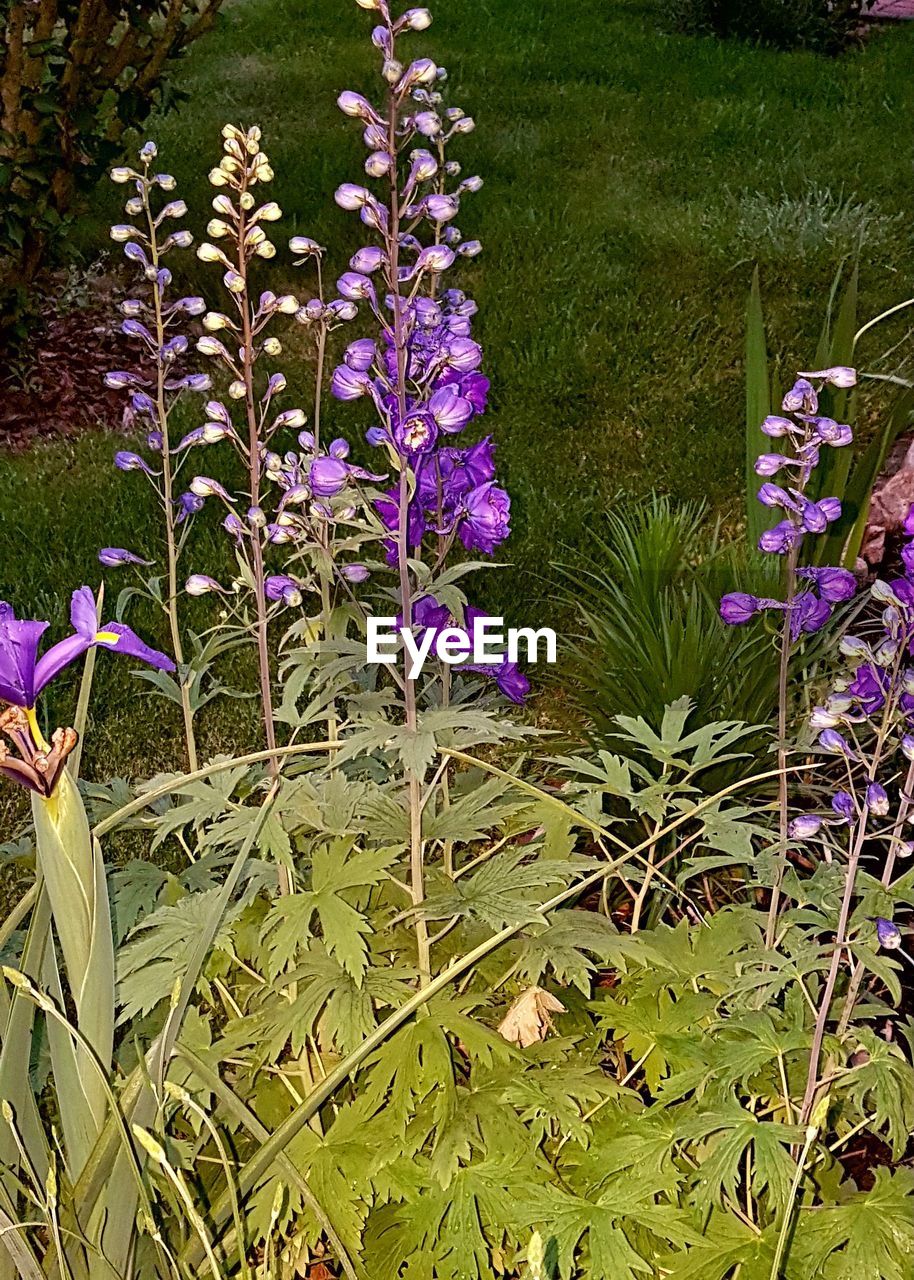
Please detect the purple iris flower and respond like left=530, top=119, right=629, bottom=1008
left=0, top=588, right=174, bottom=710
left=458, top=482, right=511, bottom=554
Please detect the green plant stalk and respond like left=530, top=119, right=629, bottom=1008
left=179, top=754, right=793, bottom=1264
left=145, top=179, right=198, bottom=774
left=769, top=1123, right=817, bottom=1280
left=234, top=168, right=281, bottom=803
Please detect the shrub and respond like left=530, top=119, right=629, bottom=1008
left=0, top=0, right=223, bottom=333
left=667, top=0, right=867, bottom=53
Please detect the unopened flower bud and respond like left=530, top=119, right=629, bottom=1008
left=866, top=783, right=890, bottom=816
left=876, top=917, right=902, bottom=949
left=186, top=574, right=222, bottom=596
left=788, top=814, right=822, bottom=840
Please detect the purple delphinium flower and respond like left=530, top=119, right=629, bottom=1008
left=458, top=482, right=511, bottom=554
left=876, top=917, right=902, bottom=949
left=98, top=548, right=152, bottom=568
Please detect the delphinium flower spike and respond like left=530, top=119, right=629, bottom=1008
left=781, top=503, right=914, bottom=1119
left=329, top=0, right=524, bottom=981
left=720, top=367, right=857, bottom=947
left=105, top=141, right=210, bottom=770
left=0, top=588, right=174, bottom=796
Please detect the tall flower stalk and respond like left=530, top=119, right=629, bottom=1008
left=721, top=365, right=857, bottom=948
left=330, top=0, right=517, bottom=983
left=104, top=142, right=211, bottom=770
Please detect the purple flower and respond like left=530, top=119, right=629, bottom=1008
left=847, top=664, right=887, bottom=717
left=458, top=482, right=511, bottom=554
left=310, top=457, right=350, bottom=498
left=759, top=521, right=800, bottom=555
left=0, top=588, right=174, bottom=709
left=720, top=593, right=760, bottom=625
left=789, top=591, right=832, bottom=641
left=331, top=365, right=372, bottom=401
left=831, top=791, right=855, bottom=824
left=797, top=566, right=857, bottom=604
left=265, top=575, right=303, bottom=607
left=819, top=728, right=852, bottom=756
left=866, top=782, right=890, bottom=816
left=98, top=548, right=151, bottom=568
left=394, top=409, right=438, bottom=456
left=115, top=451, right=152, bottom=474
left=782, top=378, right=817, bottom=414
left=429, top=385, right=474, bottom=434
left=876, top=917, right=902, bottom=950
left=788, top=814, right=822, bottom=840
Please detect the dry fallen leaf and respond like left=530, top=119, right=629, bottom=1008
left=497, top=985, right=566, bottom=1048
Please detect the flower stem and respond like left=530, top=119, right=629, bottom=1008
left=765, top=540, right=799, bottom=951
left=146, top=188, right=198, bottom=773
left=386, top=25, right=430, bottom=986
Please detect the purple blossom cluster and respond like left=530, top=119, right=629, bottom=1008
left=720, top=366, right=858, bottom=640
left=783, top=505, right=914, bottom=953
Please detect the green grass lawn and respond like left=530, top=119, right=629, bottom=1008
left=2, top=0, right=913, bottom=802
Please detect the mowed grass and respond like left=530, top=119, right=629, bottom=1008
left=1, top=0, right=913, bottom=806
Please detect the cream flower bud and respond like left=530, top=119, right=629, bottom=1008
left=219, top=156, right=241, bottom=174
left=383, top=59, right=403, bottom=84
left=186, top=574, right=222, bottom=595
left=110, top=225, right=135, bottom=242
left=229, top=380, right=246, bottom=399
left=202, top=423, right=230, bottom=443
left=262, top=337, right=282, bottom=355
left=355, top=0, right=381, bottom=9
left=365, top=150, right=393, bottom=178
left=197, top=241, right=227, bottom=264
left=255, top=201, right=282, bottom=221
left=245, top=224, right=266, bottom=247
left=110, top=167, right=134, bottom=183
left=125, top=197, right=143, bottom=215
left=203, top=312, right=230, bottom=331
left=208, top=167, right=229, bottom=186
left=197, top=335, right=227, bottom=357
left=255, top=241, right=276, bottom=259
left=240, top=191, right=255, bottom=210
left=276, top=294, right=299, bottom=314
left=404, top=7, right=432, bottom=28
left=211, top=194, right=236, bottom=217
left=223, top=270, right=245, bottom=293
left=223, top=137, right=245, bottom=161
left=207, top=218, right=231, bottom=238
left=222, top=124, right=244, bottom=141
